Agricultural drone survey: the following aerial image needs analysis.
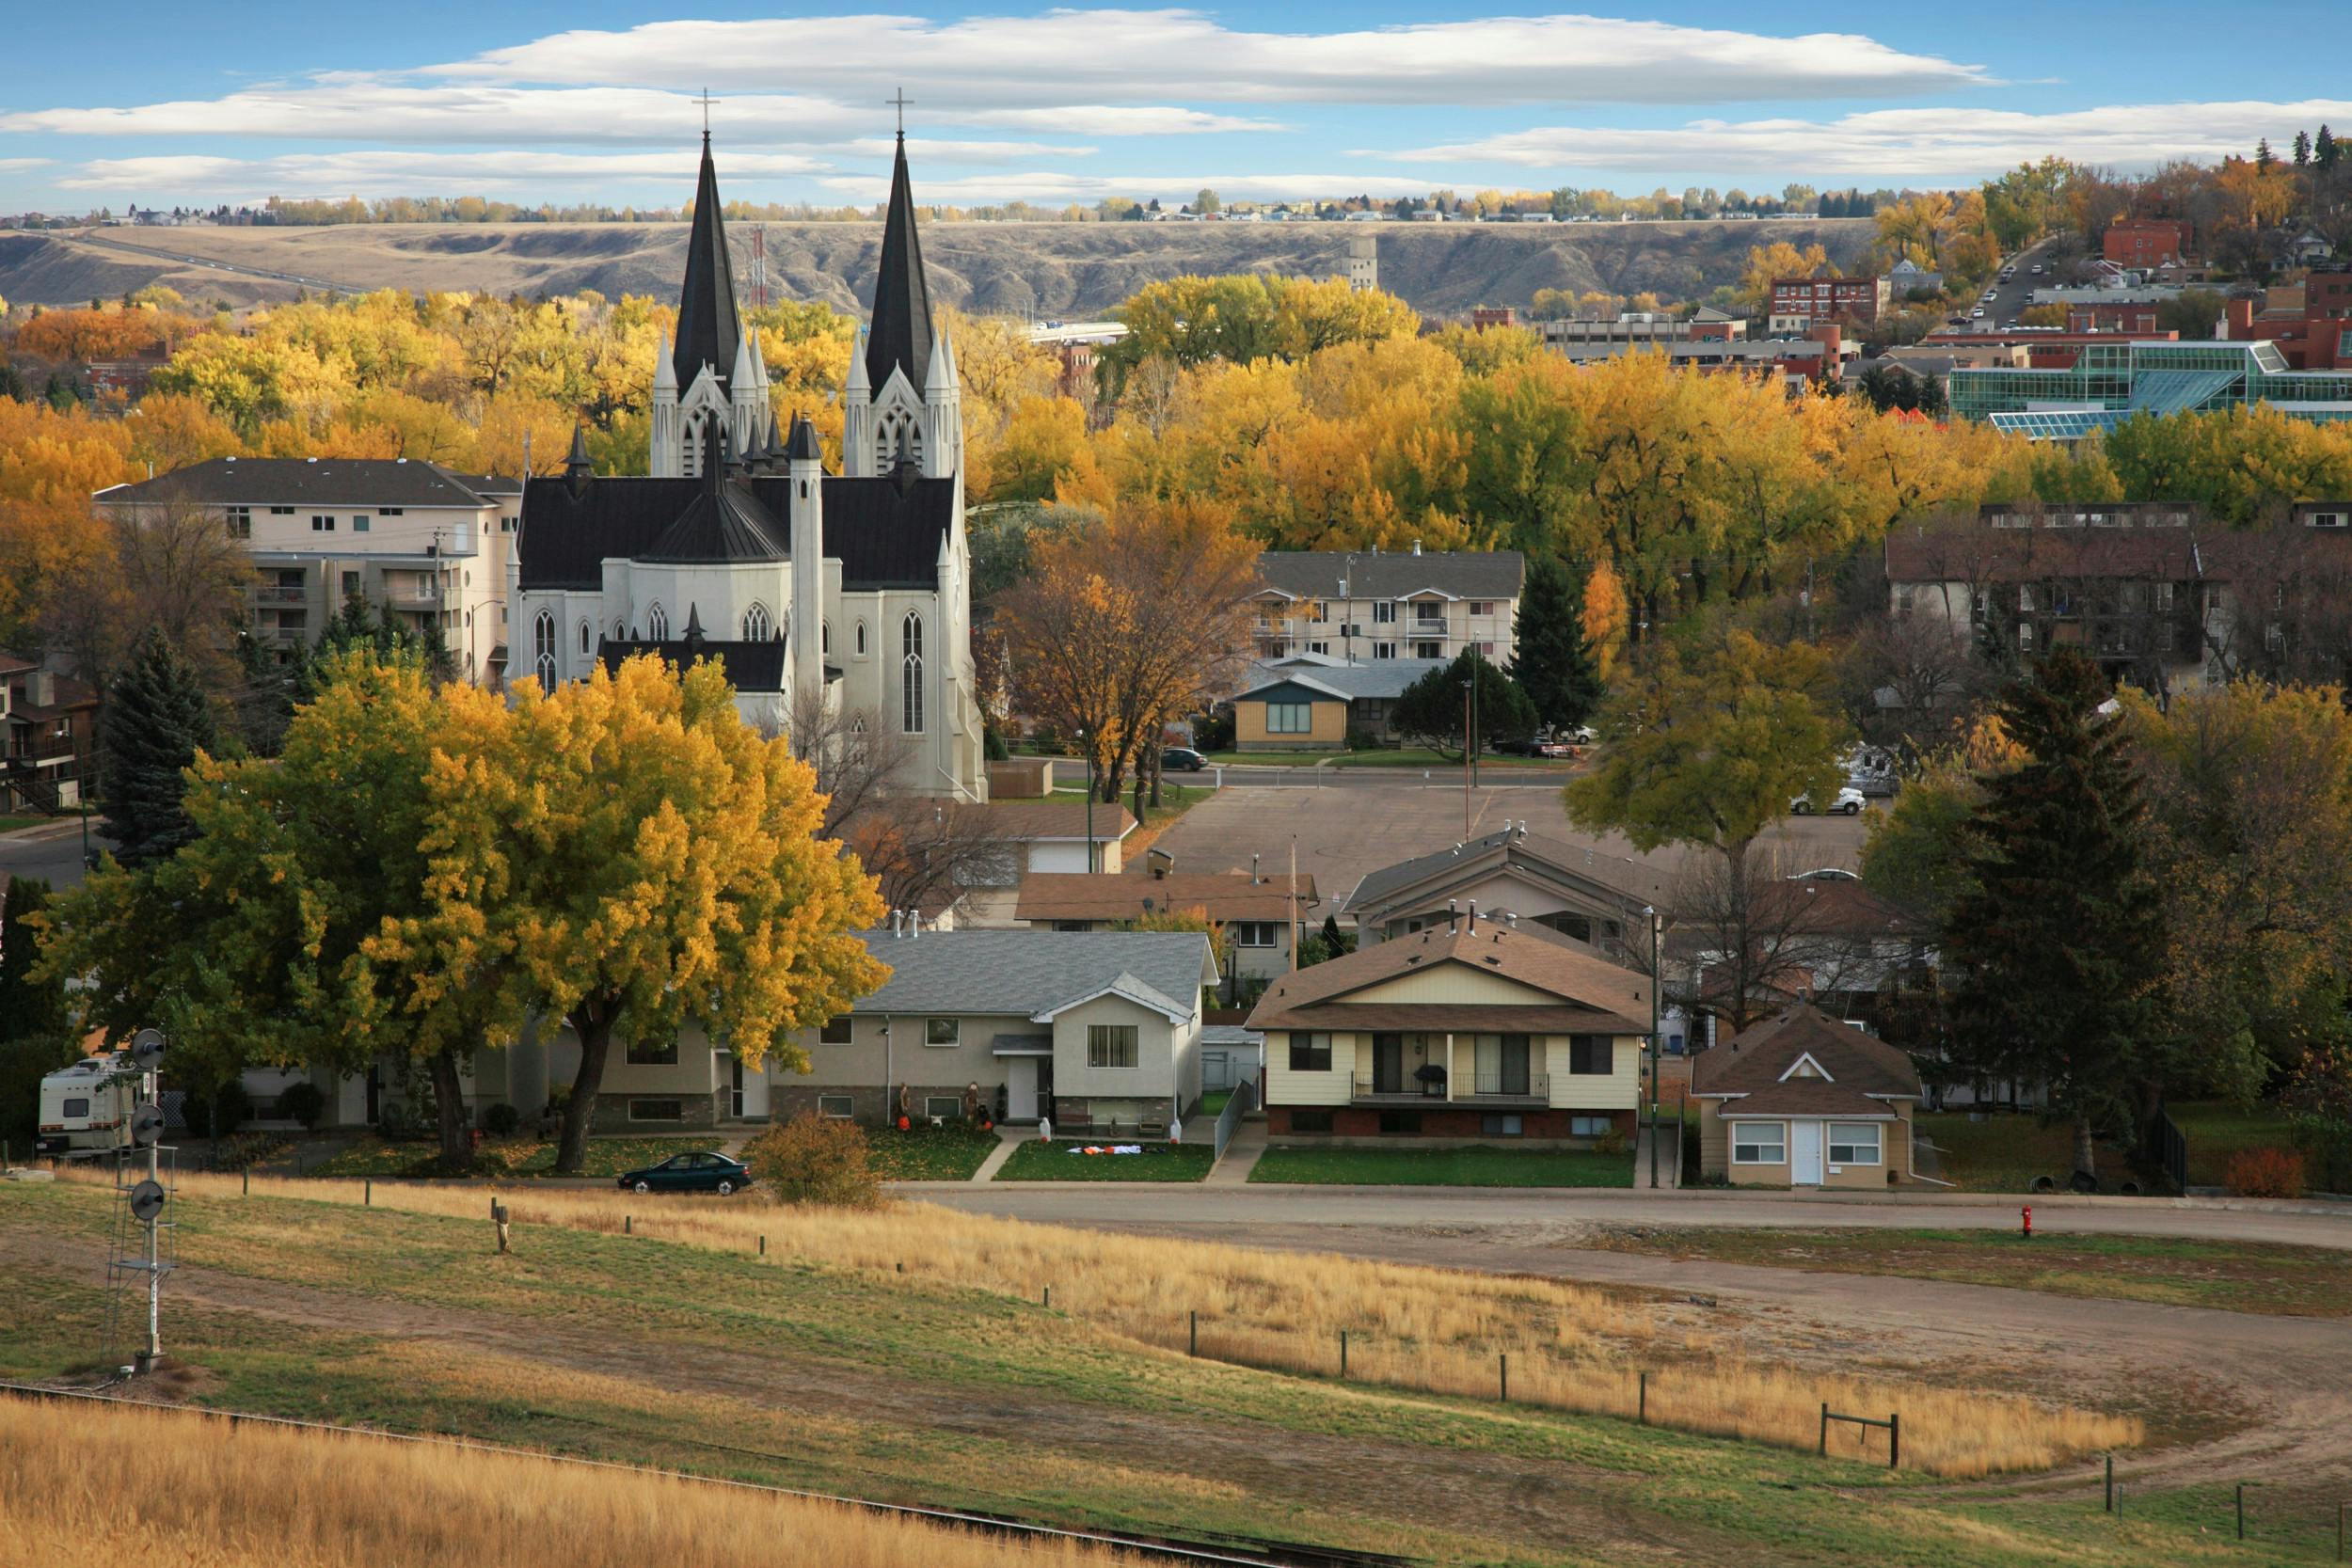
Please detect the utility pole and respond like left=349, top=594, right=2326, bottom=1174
left=1076, top=727, right=1095, bottom=874
left=1461, top=678, right=1473, bottom=838
left=1646, top=905, right=1661, bottom=1189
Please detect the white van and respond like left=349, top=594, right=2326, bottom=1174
left=35, top=1053, right=139, bottom=1157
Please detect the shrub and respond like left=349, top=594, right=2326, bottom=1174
left=744, top=1116, right=882, bottom=1209
left=1192, top=710, right=1234, bottom=752
left=1344, top=726, right=1382, bottom=752
left=483, top=1101, right=520, bottom=1137
left=2224, top=1146, right=2306, bottom=1198
left=274, top=1081, right=326, bottom=1129
left=181, top=1080, right=253, bottom=1139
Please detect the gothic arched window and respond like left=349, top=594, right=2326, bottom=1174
left=742, top=603, right=771, bottom=642
left=532, top=610, right=557, bottom=695
left=822, top=620, right=831, bottom=656
left=900, top=610, right=925, bottom=734
left=854, top=620, right=867, bottom=657
left=578, top=619, right=591, bottom=656
left=647, top=603, right=669, bottom=641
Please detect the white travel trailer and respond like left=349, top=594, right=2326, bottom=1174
left=35, top=1053, right=140, bottom=1158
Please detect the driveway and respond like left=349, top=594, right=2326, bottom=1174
left=1147, top=784, right=1871, bottom=915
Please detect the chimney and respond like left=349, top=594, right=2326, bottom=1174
left=2225, top=295, right=2255, bottom=340
left=1411, top=538, right=1422, bottom=556
left=27, top=669, right=55, bottom=708
left=1250, top=853, right=1261, bottom=886
left=1467, top=899, right=1477, bottom=932
left=890, top=910, right=904, bottom=938
left=1148, top=846, right=1174, bottom=879
left=1447, top=898, right=1459, bottom=932
left=908, top=909, right=920, bottom=940
left=1504, top=911, right=1518, bottom=929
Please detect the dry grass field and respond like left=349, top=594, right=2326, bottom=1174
left=0, top=1396, right=1137, bottom=1568
left=3, top=1171, right=2332, bottom=1564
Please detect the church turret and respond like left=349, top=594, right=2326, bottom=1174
left=922, top=325, right=961, bottom=481
left=730, top=327, right=761, bottom=455
left=650, top=330, right=679, bottom=477
left=786, top=413, right=826, bottom=726
left=843, top=326, right=874, bottom=477
left=847, top=131, right=954, bottom=481
left=564, top=424, right=594, bottom=499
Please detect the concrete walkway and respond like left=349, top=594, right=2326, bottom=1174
left=1634, top=1121, right=1679, bottom=1190
left=1204, top=1120, right=1266, bottom=1186
left=970, top=1126, right=1027, bottom=1182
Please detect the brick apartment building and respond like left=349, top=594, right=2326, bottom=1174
left=1768, top=275, right=1888, bottom=332
left=2225, top=273, right=2352, bottom=370
left=2103, top=218, right=2195, bottom=270
left=2065, top=302, right=2163, bottom=335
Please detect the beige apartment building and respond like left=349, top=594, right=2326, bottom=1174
left=1253, top=547, right=1524, bottom=665
left=94, top=456, right=521, bottom=685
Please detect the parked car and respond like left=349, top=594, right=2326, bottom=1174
left=1790, top=786, right=1866, bottom=816
left=1161, top=747, right=1207, bottom=772
left=615, top=1151, right=754, bottom=1196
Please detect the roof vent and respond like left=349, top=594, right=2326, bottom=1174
left=396, top=457, right=407, bottom=464
left=306, top=456, right=318, bottom=463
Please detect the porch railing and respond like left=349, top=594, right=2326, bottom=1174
left=1351, top=1073, right=1549, bottom=1103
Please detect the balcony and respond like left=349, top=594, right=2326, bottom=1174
left=249, top=585, right=309, bottom=606
left=1351, top=1073, right=1549, bottom=1107
left=383, top=585, right=440, bottom=612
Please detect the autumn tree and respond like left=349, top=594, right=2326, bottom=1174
left=997, top=500, right=1261, bottom=807
left=1942, top=651, right=2164, bottom=1181
left=413, top=655, right=888, bottom=1175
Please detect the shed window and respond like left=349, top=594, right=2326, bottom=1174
left=1829, top=1122, right=1883, bottom=1164
left=1265, top=701, right=1312, bottom=735
left=1732, top=1122, right=1787, bottom=1164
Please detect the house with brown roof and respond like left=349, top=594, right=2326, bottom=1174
left=1014, top=863, right=1318, bottom=985
left=1688, top=1006, right=1924, bottom=1188
left=1248, top=911, right=1649, bottom=1144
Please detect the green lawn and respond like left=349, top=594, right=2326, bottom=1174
left=1200, top=748, right=1580, bottom=770
left=865, top=1121, right=999, bottom=1180
left=305, top=1133, right=723, bottom=1180
left=1049, top=780, right=1214, bottom=831
left=0, top=1177, right=2312, bottom=1564
left=994, top=1139, right=1216, bottom=1181
left=1582, top=1225, right=2352, bottom=1318
left=1912, top=1112, right=2154, bottom=1193
left=1250, top=1144, right=1635, bottom=1188
left=1197, top=1089, right=1232, bottom=1118
left=2168, top=1101, right=2303, bottom=1187
left=0, top=814, right=51, bottom=833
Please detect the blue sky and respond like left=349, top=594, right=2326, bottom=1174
left=4, top=2, right=2348, bottom=212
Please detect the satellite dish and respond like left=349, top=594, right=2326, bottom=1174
left=128, top=1180, right=167, bottom=1222
left=130, top=1106, right=165, bottom=1148
left=128, top=1029, right=167, bottom=1069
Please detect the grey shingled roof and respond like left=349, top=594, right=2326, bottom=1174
left=93, top=457, right=509, bottom=510
left=1344, top=826, right=1671, bottom=916
left=1235, top=657, right=1449, bottom=702
left=1256, top=550, right=1524, bottom=603
left=850, top=929, right=1212, bottom=1017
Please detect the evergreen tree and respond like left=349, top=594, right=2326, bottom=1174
left=42, top=372, right=77, bottom=411
left=2256, top=137, right=2276, bottom=173
left=1391, top=648, right=1537, bottom=759
left=0, top=876, right=64, bottom=1040
left=2319, top=125, right=2341, bottom=171
left=100, top=628, right=218, bottom=865
left=2295, top=130, right=2312, bottom=167
left=1512, top=556, right=1605, bottom=732
left=0, top=361, right=24, bottom=403
left=1941, top=650, right=2164, bottom=1183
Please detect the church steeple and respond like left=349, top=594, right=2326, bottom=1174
left=673, top=132, right=741, bottom=395
left=863, top=132, right=935, bottom=397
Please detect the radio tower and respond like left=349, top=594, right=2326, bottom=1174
left=750, top=224, right=768, bottom=309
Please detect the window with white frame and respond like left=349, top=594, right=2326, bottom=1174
left=1374, top=601, right=1397, bottom=625
left=1265, top=701, right=1312, bottom=734
left=311, top=515, right=334, bottom=532
left=578, top=619, right=590, bottom=655
left=817, top=1094, right=854, bottom=1118
left=1414, top=601, right=1443, bottom=624
left=1087, top=1024, right=1139, bottom=1069
left=647, top=603, right=669, bottom=641
left=924, top=1016, right=959, bottom=1046
left=854, top=620, right=867, bottom=657
left=1731, top=1122, right=1788, bottom=1164
left=224, top=506, right=250, bottom=539
left=351, top=515, right=370, bottom=533
left=1828, top=1122, right=1883, bottom=1164
left=1374, top=641, right=1396, bottom=659
left=923, top=1094, right=961, bottom=1120
left=742, top=603, right=771, bottom=641
left=1288, top=1032, right=1332, bottom=1071
left=902, top=611, right=925, bottom=733
left=532, top=610, right=557, bottom=695
left=1231, top=921, right=1279, bottom=947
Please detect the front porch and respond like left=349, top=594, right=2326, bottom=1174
left=1350, top=1074, right=1551, bottom=1108
left=1352, top=1031, right=1549, bottom=1108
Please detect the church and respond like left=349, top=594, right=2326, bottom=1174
left=508, top=128, right=989, bottom=804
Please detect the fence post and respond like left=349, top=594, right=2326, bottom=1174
left=1499, top=1353, right=1508, bottom=1403
left=242, top=1168, right=248, bottom=1196
left=1340, top=1330, right=1347, bottom=1379
left=1820, top=1402, right=1829, bottom=1457
left=364, top=1179, right=371, bottom=1207
left=1189, top=1310, right=1198, bottom=1357
left=1888, top=1412, right=1899, bottom=1469
left=1638, top=1370, right=1648, bottom=1425
left=624, top=1213, right=631, bottom=1235
left=2337, top=1499, right=2344, bottom=1560
left=1042, top=1285, right=1050, bottom=1308
left=2105, top=1454, right=2113, bottom=1513
left=2236, top=1481, right=2246, bottom=1541
left=757, top=1234, right=766, bottom=1257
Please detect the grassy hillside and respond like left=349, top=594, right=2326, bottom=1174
left=0, top=1174, right=2317, bottom=1564
left=0, top=216, right=1876, bottom=318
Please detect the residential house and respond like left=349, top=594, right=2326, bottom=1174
left=1689, top=1005, right=1923, bottom=1187
left=0, top=653, right=99, bottom=814
left=1014, top=863, right=1319, bottom=987
left=1672, top=869, right=1935, bottom=1053
left=940, top=799, right=1139, bottom=925
left=92, top=456, right=521, bottom=685
left=1249, top=915, right=1649, bottom=1143
left=1227, top=657, right=1448, bottom=750
left=1343, top=823, right=1670, bottom=968
left=1252, top=546, right=1524, bottom=665
left=780, top=927, right=1219, bottom=1131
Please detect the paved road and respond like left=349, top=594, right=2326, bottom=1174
left=0, top=819, right=105, bottom=893
left=915, top=1181, right=2352, bottom=1249
left=1962, top=238, right=2059, bottom=329
left=1200, top=763, right=1582, bottom=790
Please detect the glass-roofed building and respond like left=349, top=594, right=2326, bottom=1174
left=1948, top=340, right=2352, bottom=440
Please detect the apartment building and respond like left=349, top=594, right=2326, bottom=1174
left=1252, top=547, right=1524, bottom=665
left=1542, top=307, right=1744, bottom=352
left=1768, top=275, right=1888, bottom=332
left=92, top=457, right=522, bottom=685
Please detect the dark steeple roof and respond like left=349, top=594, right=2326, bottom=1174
left=863, top=133, right=935, bottom=395
left=673, top=134, right=741, bottom=394
left=639, top=479, right=787, bottom=565
left=786, top=412, right=822, bottom=462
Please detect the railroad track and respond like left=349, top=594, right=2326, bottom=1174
left=0, top=1380, right=1416, bottom=1568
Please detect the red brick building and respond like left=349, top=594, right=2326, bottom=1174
left=1469, top=306, right=1518, bottom=331
left=2064, top=302, right=2163, bottom=335
left=2225, top=273, right=2352, bottom=370
left=2103, top=219, right=2195, bottom=269
left=1769, top=275, right=1888, bottom=331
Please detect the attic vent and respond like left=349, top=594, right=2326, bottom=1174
left=1406, top=955, right=1422, bottom=964
left=1484, top=955, right=1502, bottom=966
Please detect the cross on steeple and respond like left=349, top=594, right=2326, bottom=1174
left=888, top=87, right=913, bottom=137
left=695, top=88, right=718, bottom=139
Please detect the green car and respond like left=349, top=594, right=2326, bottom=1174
left=614, top=1151, right=754, bottom=1196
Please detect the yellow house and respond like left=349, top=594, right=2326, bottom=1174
left=1248, top=916, right=1649, bottom=1144
left=1690, top=1006, right=1923, bottom=1188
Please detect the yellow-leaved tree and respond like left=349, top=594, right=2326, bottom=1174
left=417, top=654, right=889, bottom=1173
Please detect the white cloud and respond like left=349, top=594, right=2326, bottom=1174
left=965, top=105, right=1281, bottom=135
left=1388, top=98, right=2352, bottom=180
left=432, top=10, right=1988, bottom=105
left=815, top=169, right=1433, bottom=203
left=0, top=158, right=49, bottom=172
left=55, top=149, right=829, bottom=198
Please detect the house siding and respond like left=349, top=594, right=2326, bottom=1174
left=1698, top=1101, right=1917, bottom=1186
left=1236, top=694, right=1348, bottom=750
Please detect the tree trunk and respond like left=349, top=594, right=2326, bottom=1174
left=428, top=1047, right=472, bottom=1173
left=557, top=999, right=617, bottom=1176
left=2072, top=1114, right=2097, bottom=1182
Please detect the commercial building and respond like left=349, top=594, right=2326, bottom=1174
left=2103, top=218, right=2195, bottom=270
left=92, top=457, right=520, bottom=684
left=1251, top=547, right=1523, bottom=664
left=1541, top=307, right=1745, bottom=351
left=1949, top=339, right=2352, bottom=439
left=1768, top=275, right=1888, bottom=332
left=2223, top=274, right=2352, bottom=371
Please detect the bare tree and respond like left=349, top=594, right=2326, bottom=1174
left=1844, top=609, right=1983, bottom=760
left=1668, top=844, right=1920, bottom=1036
left=46, top=499, right=252, bottom=692
left=842, top=800, right=1019, bottom=917
left=771, top=693, right=917, bottom=839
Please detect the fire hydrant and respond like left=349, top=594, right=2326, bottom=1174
left=2021, top=1204, right=2033, bottom=1239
